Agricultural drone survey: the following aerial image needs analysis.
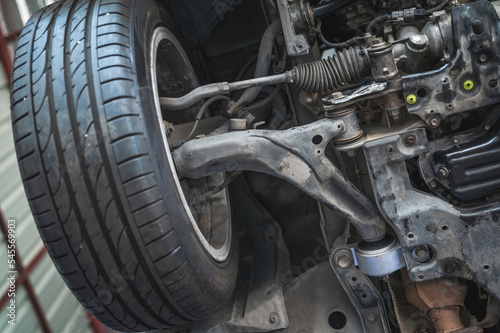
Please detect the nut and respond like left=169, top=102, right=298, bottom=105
left=406, top=94, right=417, bottom=105
left=331, top=92, right=343, bottom=99
left=463, top=80, right=474, bottom=91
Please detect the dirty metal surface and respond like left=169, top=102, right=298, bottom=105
left=402, top=1, right=500, bottom=124
left=174, top=119, right=386, bottom=242
left=330, top=248, right=391, bottom=333
left=363, top=127, right=500, bottom=301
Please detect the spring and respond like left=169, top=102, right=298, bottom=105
left=293, top=46, right=371, bottom=93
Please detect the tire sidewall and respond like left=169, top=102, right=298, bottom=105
left=128, top=0, right=238, bottom=300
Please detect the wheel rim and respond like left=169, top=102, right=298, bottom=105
left=150, top=27, right=232, bottom=262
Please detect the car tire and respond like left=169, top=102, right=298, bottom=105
left=10, top=0, right=238, bottom=331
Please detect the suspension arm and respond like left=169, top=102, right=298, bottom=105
left=173, top=119, right=386, bottom=242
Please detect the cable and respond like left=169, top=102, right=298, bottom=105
left=425, top=0, right=449, bottom=15
left=366, top=14, right=390, bottom=34
left=243, top=84, right=282, bottom=111
left=196, top=171, right=244, bottom=205
left=313, top=0, right=356, bottom=18
left=235, top=54, right=258, bottom=81
left=366, top=1, right=449, bottom=34
left=316, top=20, right=366, bottom=49
left=186, top=95, right=231, bottom=141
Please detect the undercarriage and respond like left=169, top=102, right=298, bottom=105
left=10, top=0, right=500, bottom=331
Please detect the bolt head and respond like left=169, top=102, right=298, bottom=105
left=438, top=167, right=449, bottom=178
left=445, top=264, right=455, bottom=274
left=429, top=117, right=440, bottom=127
left=453, top=136, right=460, bottom=144
left=337, top=257, right=351, bottom=268
left=361, top=111, right=373, bottom=122
left=430, top=181, right=437, bottom=188
left=367, top=313, right=378, bottom=323
left=415, top=246, right=428, bottom=258
left=334, top=250, right=353, bottom=268
left=479, top=54, right=487, bottom=63
left=269, top=313, right=280, bottom=325
left=405, top=134, right=417, bottom=146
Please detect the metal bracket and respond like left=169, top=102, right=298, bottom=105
left=323, top=82, right=388, bottom=106
left=276, top=0, right=311, bottom=56
left=229, top=220, right=290, bottom=332
left=173, top=119, right=386, bottom=242
left=330, top=247, right=391, bottom=333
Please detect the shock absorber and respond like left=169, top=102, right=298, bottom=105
left=293, top=46, right=371, bottom=93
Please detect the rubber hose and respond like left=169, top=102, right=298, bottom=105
left=228, top=19, right=282, bottom=115
left=316, top=20, right=366, bottom=49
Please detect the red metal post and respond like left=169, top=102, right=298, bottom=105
left=0, top=209, right=52, bottom=332
left=87, top=312, right=107, bottom=333
left=0, top=246, right=47, bottom=309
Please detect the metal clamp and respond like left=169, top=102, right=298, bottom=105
left=277, top=0, right=311, bottom=56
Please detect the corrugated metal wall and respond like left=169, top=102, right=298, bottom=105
left=0, top=1, right=95, bottom=331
